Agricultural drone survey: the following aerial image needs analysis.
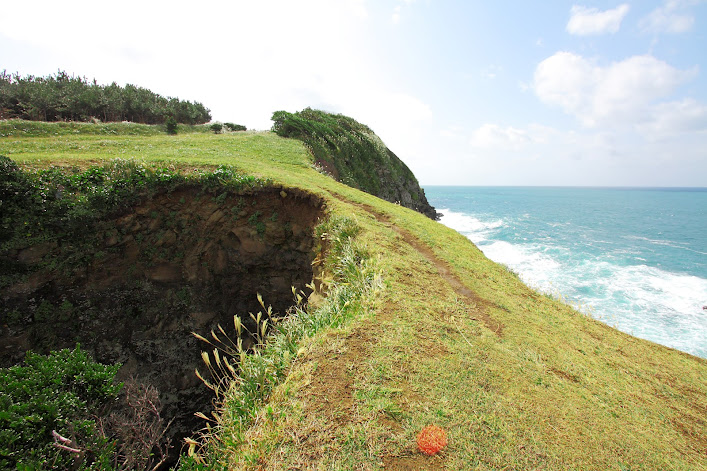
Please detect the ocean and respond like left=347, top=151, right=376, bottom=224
left=425, top=186, right=707, bottom=359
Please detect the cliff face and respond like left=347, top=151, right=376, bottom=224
left=271, top=108, right=439, bottom=220
left=0, top=181, right=324, bottom=456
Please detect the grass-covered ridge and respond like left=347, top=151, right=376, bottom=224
left=1, top=121, right=706, bottom=470
left=271, top=108, right=438, bottom=219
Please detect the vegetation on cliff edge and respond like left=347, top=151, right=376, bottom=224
left=271, top=108, right=438, bottom=219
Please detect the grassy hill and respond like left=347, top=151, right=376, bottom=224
left=1, top=119, right=706, bottom=470
left=271, top=109, right=439, bottom=219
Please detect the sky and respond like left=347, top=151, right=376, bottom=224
left=1, top=0, right=706, bottom=186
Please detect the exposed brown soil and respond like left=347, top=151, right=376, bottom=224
left=306, top=329, right=372, bottom=427
left=0, top=185, right=324, bottom=460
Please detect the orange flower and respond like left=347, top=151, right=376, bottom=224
left=417, top=424, right=447, bottom=455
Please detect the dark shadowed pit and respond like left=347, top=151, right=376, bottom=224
left=0, top=185, right=325, bottom=464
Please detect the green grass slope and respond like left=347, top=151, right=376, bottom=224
left=1, top=121, right=705, bottom=470
left=271, top=109, right=439, bottom=219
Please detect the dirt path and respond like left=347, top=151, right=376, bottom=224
left=338, top=197, right=505, bottom=336
left=284, top=195, right=506, bottom=470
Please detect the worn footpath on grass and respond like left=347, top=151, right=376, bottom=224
left=234, top=196, right=470, bottom=469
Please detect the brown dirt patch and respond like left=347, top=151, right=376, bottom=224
left=382, top=453, right=447, bottom=470
left=276, top=327, right=377, bottom=463
left=548, top=366, right=580, bottom=383
left=307, top=329, right=372, bottom=417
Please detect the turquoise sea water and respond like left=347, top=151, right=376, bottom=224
left=425, top=186, right=707, bottom=359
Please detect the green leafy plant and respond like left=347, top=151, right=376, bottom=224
left=0, top=346, right=120, bottom=470
left=210, top=123, right=223, bottom=134
left=270, top=108, right=438, bottom=219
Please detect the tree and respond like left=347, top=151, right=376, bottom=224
left=0, top=70, right=212, bottom=124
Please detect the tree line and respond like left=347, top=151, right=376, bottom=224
left=0, top=70, right=211, bottom=125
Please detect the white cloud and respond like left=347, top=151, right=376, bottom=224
left=638, top=99, right=707, bottom=137
left=534, top=52, right=597, bottom=122
left=470, top=124, right=536, bottom=150
left=566, top=4, right=630, bottom=35
left=392, top=6, right=403, bottom=24
left=640, top=0, right=698, bottom=33
left=533, top=51, right=698, bottom=130
left=431, top=118, right=707, bottom=186
left=440, top=125, right=463, bottom=138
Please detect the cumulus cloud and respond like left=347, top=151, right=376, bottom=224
left=640, top=0, right=698, bottom=33
left=533, top=51, right=698, bottom=131
left=566, top=4, right=630, bottom=35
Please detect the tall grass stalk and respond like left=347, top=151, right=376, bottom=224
left=182, top=216, right=381, bottom=468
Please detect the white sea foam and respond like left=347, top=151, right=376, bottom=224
left=624, top=235, right=707, bottom=255
left=438, top=210, right=707, bottom=358
left=481, top=241, right=562, bottom=291
left=438, top=209, right=504, bottom=243
left=580, top=263, right=707, bottom=356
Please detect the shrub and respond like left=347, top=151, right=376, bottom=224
left=165, top=116, right=178, bottom=135
left=0, top=346, right=121, bottom=469
left=210, top=123, right=223, bottom=134
left=224, top=123, right=247, bottom=132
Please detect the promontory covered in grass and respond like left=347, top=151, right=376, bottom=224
left=1, top=117, right=706, bottom=470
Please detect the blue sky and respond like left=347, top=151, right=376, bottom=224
left=1, top=1, right=706, bottom=186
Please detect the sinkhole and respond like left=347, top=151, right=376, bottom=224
left=0, top=185, right=325, bottom=464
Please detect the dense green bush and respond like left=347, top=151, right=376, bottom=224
left=270, top=108, right=439, bottom=220
left=210, top=123, right=223, bottom=134
left=165, top=116, right=178, bottom=135
left=0, top=346, right=120, bottom=469
left=0, top=70, right=211, bottom=124
left=223, top=123, right=247, bottom=132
